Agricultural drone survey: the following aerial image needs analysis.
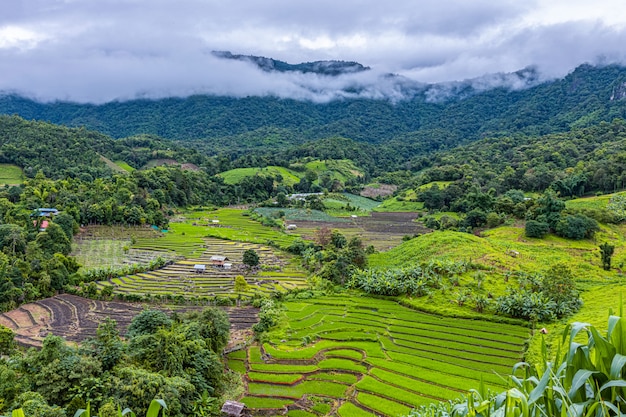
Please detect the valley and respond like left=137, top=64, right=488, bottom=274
left=1, top=63, right=626, bottom=417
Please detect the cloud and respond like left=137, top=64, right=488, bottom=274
left=0, top=0, right=625, bottom=103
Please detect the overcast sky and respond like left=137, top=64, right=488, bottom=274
left=1, top=0, right=625, bottom=103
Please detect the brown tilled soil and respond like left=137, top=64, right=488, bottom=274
left=291, top=211, right=429, bottom=250
left=360, top=183, right=397, bottom=198
left=2, top=294, right=258, bottom=349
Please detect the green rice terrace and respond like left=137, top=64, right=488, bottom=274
left=229, top=295, right=529, bottom=417
left=77, top=209, right=308, bottom=299
left=98, top=237, right=308, bottom=299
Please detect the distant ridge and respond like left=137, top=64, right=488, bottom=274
left=211, top=51, right=370, bottom=76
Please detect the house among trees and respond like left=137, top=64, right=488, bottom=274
left=210, top=255, right=229, bottom=267
left=32, top=208, right=59, bottom=217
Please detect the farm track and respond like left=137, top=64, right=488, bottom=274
left=4, top=294, right=258, bottom=348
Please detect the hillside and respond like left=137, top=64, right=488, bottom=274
left=1, top=64, right=626, bottom=158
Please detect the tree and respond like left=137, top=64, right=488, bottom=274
left=555, top=214, right=599, bottom=239
left=234, top=275, right=249, bottom=293
left=52, top=212, right=76, bottom=240
left=35, top=223, right=72, bottom=256
left=330, top=230, right=347, bottom=249
left=242, top=249, right=259, bottom=268
left=599, top=242, right=615, bottom=271
left=314, top=226, right=332, bottom=247
left=0, top=324, right=15, bottom=355
left=126, top=310, right=172, bottom=338
left=525, top=220, right=549, bottom=238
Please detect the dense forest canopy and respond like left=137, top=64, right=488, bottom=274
left=2, top=64, right=626, bottom=157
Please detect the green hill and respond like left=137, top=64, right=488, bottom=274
left=2, top=64, right=626, bottom=161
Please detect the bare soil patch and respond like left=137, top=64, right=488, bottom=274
left=6, top=294, right=258, bottom=348
left=360, top=183, right=397, bottom=198
left=290, top=212, right=427, bottom=251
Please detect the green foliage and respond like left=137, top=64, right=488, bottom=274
left=554, top=213, right=599, bottom=239
left=496, top=265, right=582, bottom=322
left=126, top=310, right=172, bottom=338
left=524, top=220, right=549, bottom=238
left=600, top=242, right=615, bottom=270
left=350, top=260, right=469, bottom=296
left=0, top=325, right=15, bottom=355
left=410, top=313, right=626, bottom=417
left=242, top=249, right=260, bottom=267
left=252, top=298, right=282, bottom=334
left=233, top=275, right=249, bottom=293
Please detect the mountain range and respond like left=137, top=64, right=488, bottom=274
left=1, top=62, right=625, bottom=158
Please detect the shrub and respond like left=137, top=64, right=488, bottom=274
left=524, top=220, right=549, bottom=238
left=555, top=214, right=599, bottom=239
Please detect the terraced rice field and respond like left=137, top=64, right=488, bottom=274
left=99, top=237, right=308, bottom=299
left=230, top=295, right=529, bottom=417
left=0, top=294, right=258, bottom=348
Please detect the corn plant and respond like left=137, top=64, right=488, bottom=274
left=409, top=312, right=626, bottom=417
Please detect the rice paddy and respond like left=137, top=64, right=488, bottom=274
left=230, top=295, right=529, bottom=417
left=98, top=237, right=308, bottom=299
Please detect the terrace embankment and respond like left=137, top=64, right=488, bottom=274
left=3, top=294, right=258, bottom=348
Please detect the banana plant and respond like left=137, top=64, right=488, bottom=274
left=73, top=399, right=167, bottom=417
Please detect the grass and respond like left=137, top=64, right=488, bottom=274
left=318, top=358, right=368, bottom=373
left=218, top=166, right=301, bottom=186
left=227, top=359, right=246, bottom=374
left=373, top=190, right=423, bottom=212
left=416, top=181, right=453, bottom=191
left=247, top=372, right=303, bottom=384
left=323, top=193, right=381, bottom=216
left=360, top=224, right=626, bottom=364
left=0, top=163, right=23, bottom=184
left=302, top=159, right=363, bottom=184
left=114, top=160, right=135, bottom=172
left=564, top=191, right=626, bottom=211
left=308, top=372, right=359, bottom=384
left=356, top=376, right=435, bottom=407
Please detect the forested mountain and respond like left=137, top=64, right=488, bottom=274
left=211, top=51, right=370, bottom=75
left=1, top=64, right=626, bottom=157
left=0, top=115, right=220, bottom=178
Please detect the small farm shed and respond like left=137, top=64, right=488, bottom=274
left=221, top=400, right=246, bottom=417
left=210, top=255, right=229, bottom=267
left=223, top=262, right=232, bottom=270
left=32, top=208, right=59, bottom=217
left=286, top=224, right=297, bottom=230
left=193, top=264, right=206, bottom=273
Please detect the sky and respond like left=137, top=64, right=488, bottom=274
left=1, top=0, right=626, bottom=103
